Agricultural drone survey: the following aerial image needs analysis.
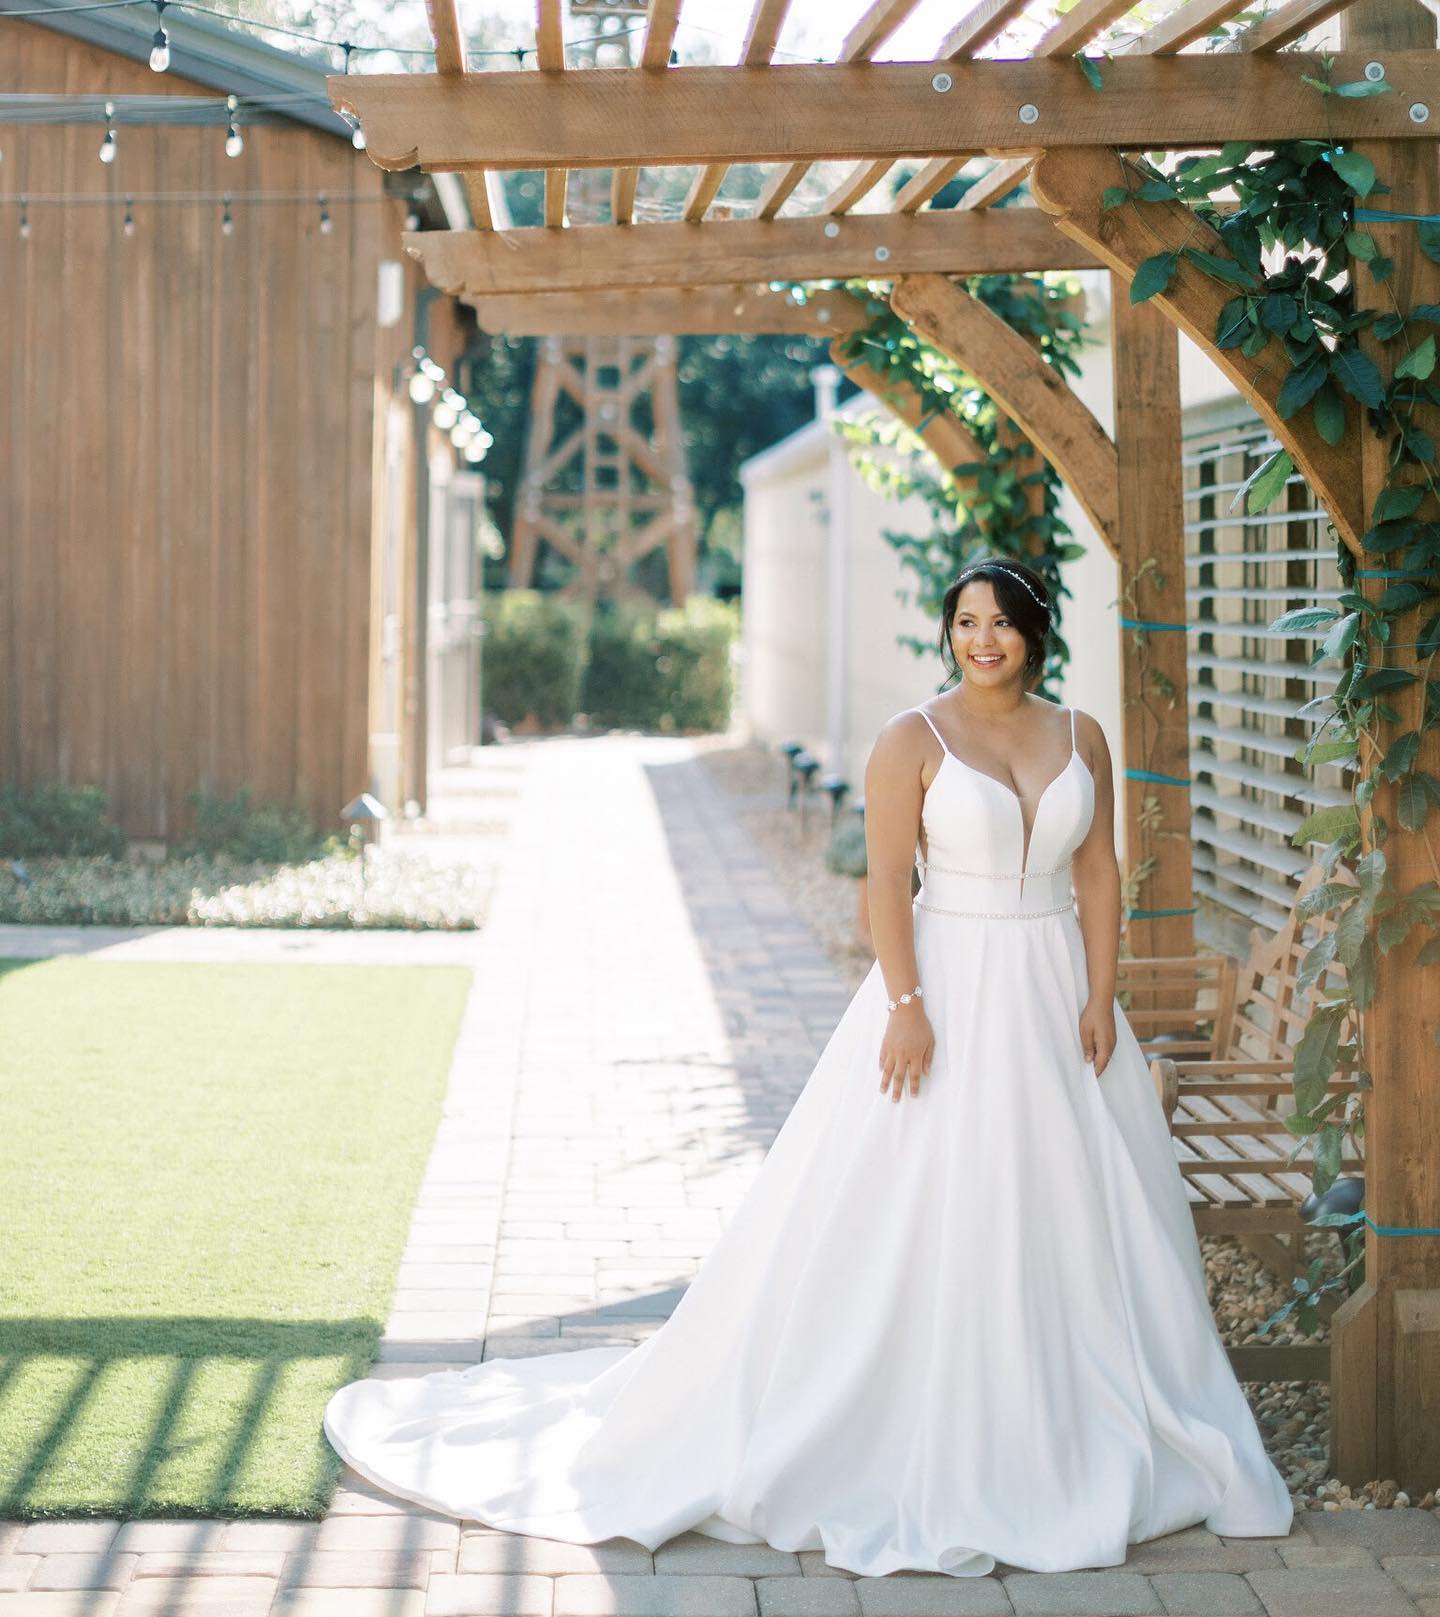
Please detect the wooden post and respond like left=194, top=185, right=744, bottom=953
left=1111, top=280, right=1195, bottom=961
left=1329, top=0, right=1440, bottom=1491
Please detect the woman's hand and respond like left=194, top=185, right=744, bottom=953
left=878, top=1005, right=934, bottom=1103
left=1079, top=997, right=1117, bottom=1077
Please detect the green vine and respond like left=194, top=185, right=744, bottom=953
left=826, top=274, right=1090, bottom=697
left=1110, top=93, right=1440, bottom=1331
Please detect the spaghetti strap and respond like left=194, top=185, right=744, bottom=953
left=1069, top=705, right=1077, bottom=750
left=911, top=706, right=950, bottom=755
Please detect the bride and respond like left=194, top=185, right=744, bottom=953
left=323, top=555, right=1294, bottom=1578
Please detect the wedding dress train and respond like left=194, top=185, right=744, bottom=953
left=322, top=703, right=1294, bottom=1577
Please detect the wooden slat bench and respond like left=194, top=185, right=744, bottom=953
left=1119, top=864, right=1364, bottom=1381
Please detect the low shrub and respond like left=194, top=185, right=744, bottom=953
left=481, top=589, right=588, bottom=728
left=177, top=788, right=334, bottom=865
left=0, top=783, right=126, bottom=859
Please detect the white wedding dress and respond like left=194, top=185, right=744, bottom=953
left=323, top=703, right=1294, bottom=1577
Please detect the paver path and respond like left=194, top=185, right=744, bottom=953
left=3, top=735, right=1437, bottom=1617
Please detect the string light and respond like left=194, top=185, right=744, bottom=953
left=404, top=209, right=420, bottom=231
left=221, top=191, right=233, bottom=235
left=123, top=194, right=135, bottom=236
left=224, top=94, right=243, bottom=158
left=318, top=191, right=332, bottom=233
left=99, top=104, right=117, bottom=163
left=149, top=0, right=170, bottom=72
left=19, top=193, right=29, bottom=240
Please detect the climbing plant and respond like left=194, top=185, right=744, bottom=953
left=823, top=274, right=1091, bottom=698
left=1109, top=70, right=1440, bottom=1330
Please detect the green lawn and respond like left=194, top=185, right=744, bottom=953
left=0, top=956, right=472, bottom=1518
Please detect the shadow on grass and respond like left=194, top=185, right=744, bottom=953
left=0, top=1317, right=379, bottom=1522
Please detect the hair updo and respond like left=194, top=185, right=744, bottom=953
left=937, top=557, right=1053, bottom=688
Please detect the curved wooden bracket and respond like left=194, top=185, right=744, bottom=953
left=827, top=338, right=987, bottom=485
left=1029, top=147, right=1364, bottom=555
left=889, top=273, right=1119, bottom=556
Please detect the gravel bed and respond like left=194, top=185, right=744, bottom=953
left=697, top=739, right=1439, bottom=1516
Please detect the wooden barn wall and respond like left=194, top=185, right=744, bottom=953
left=0, top=25, right=403, bottom=840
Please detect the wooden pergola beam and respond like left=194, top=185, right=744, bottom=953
left=1027, top=147, right=1364, bottom=551
left=889, top=274, right=1120, bottom=556
left=467, top=285, right=870, bottom=337
left=405, top=209, right=1100, bottom=296
left=329, top=53, right=1440, bottom=172
left=612, top=0, right=683, bottom=225
left=536, top=0, right=566, bottom=228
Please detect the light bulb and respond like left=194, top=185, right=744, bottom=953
left=221, top=206, right=234, bottom=236
left=408, top=371, right=436, bottom=405
left=19, top=214, right=30, bottom=241
left=318, top=195, right=333, bottom=234
left=420, top=356, right=444, bottom=381
left=443, top=388, right=465, bottom=410
left=404, top=210, right=420, bottom=231
left=463, top=440, right=487, bottom=464
left=99, top=129, right=117, bottom=164
left=149, top=27, right=170, bottom=71
left=351, top=125, right=367, bottom=150
left=432, top=403, right=458, bottom=431
left=449, top=422, right=470, bottom=448
left=225, top=124, right=244, bottom=158
left=123, top=209, right=135, bottom=238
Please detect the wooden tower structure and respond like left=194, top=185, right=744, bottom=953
left=507, top=0, right=697, bottom=605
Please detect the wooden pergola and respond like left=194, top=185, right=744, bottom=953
left=333, top=0, right=1440, bottom=1489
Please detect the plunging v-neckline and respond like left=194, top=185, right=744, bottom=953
left=917, top=706, right=1085, bottom=889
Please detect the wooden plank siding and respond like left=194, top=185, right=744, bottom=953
left=0, top=22, right=405, bottom=840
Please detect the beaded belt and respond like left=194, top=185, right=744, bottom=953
left=919, top=857, right=1071, bottom=879
left=914, top=898, right=1074, bottom=920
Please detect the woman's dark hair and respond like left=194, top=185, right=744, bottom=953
left=937, top=557, right=1053, bottom=688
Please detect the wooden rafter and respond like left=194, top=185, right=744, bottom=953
left=756, top=0, right=924, bottom=222
left=466, top=285, right=870, bottom=337
left=890, top=274, right=1119, bottom=556
left=536, top=0, right=567, bottom=228
left=755, top=0, right=925, bottom=223
left=684, top=0, right=791, bottom=222
left=1028, top=147, right=1364, bottom=551
left=1237, top=0, right=1352, bottom=50
left=330, top=53, right=1440, bottom=172
left=1033, top=0, right=1143, bottom=54
left=1130, top=0, right=1259, bottom=54
left=612, top=0, right=683, bottom=225
left=403, top=209, right=1100, bottom=297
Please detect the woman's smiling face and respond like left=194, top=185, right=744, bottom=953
left=948, top=580, right=1028, bottom=685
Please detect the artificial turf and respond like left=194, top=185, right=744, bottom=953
left=0, top=956, right=472, bottom=1518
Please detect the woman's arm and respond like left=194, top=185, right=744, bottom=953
left=1069, top=711, right=1122, bottom=1074
left=862, top=715, right=935, bottom=1102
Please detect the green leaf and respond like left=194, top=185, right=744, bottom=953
left=1101, top=185, right=1130, bottom=210
left=1374, top=311, right=1406, bottom=340
left=1333, top=901, right=1368, bottom=966
left=1293, top=804, right=1361, bottom=848
left=1215, top=296, right=1251, bottom=349
left=1334, top=77, right=1392, bottom=96
left=1327, top=149, right=1377, bottom=197
left=1418, top=221, right=1440, bottom=265
left=1130, top=250, right=1179, bottom=304
left=1395, top=333, right=1438, bottom=381
left=1346, top=229, right=1379, bottom=261
left=1313, top=384, right=1346, bottom=445
left=1182, top=246, right=1260, bottom=289
left=1399, top=774, right=1432, bottom=832
left=1300, top=73, right=1334, bottom=95
left=1277, top=358, right=1329, bottom=418
left=1383, top=729, right=1421, bottom=780
left=1261, top=292, right=1300, bottom=332
left=1294, top=1004, right=1346, bottom=1115
left=1241, top=448, right=1293, bottom=514
left=1411, top=303, right=1440, bottom=323
left=1372, top=484, right=1424, bottom=522
left=1076, top=52, right=1104, bottom=90
left=1272, top=605, right=1341, bottom=633
left=1319, top=611, right=1360, bottom=661
left=1350, top=936, right=1378, bottom=1009
left=1330, top=346, right=1386, bottom=409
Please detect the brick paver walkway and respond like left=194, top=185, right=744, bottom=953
left=3, top=735, right=1437, bottom=1617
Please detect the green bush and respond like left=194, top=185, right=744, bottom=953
left=580, top=594, right=736, bottom=732
left=177, top=788, right=333, bottom=865
left=481, top=589, right=589, bottom=728
left=824, top=813, right=869, bottom=879
left=0, top=783, right=126, bottom=858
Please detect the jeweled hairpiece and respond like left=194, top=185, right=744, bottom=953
left=956, top=561, right=1050, bottom=617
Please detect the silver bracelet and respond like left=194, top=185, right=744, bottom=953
left=886, top=984, right=923, bottom=1013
